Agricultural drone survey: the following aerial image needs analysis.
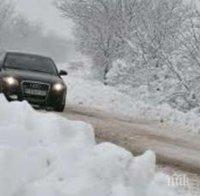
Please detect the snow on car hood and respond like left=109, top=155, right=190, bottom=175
left=0, top=95, right=186, bottom=196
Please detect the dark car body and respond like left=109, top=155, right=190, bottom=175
left=0, top=52, right=67, bottom=112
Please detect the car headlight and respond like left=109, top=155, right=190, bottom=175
left=53, top=83, right=64, bottom=91
left=3, top=77, right=19, bottom=86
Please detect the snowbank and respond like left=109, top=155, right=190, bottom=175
left=64, top=76, right=200, bottom=134
left=0, top=96, right=186, bottom=196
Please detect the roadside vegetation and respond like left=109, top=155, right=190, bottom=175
left=57, top=0, right=200, bottom=112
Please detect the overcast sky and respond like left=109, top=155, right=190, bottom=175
left=14, top=0, right=73, bottom=39
left=13, top=0, right=199, bottom=40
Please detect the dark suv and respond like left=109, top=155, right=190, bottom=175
left=0, top=52, right=67, bottom=112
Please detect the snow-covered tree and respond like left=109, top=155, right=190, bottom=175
left=57, top=0, right=200, bottom=111
left=56, top=0, right=128, bottom=80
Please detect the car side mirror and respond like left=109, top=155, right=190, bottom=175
left=59, top=70, right=68, bottom=76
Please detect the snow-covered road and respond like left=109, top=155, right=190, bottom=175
left=62, top=104, right=200, bottom=174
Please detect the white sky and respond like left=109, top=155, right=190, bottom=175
left=13, top=0, right=199, bottom=40
left=14, top=0, right=73, bottom=39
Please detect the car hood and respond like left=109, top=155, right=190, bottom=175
left=1, top=69, right=63, bottom=84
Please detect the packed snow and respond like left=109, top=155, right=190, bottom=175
left=0, top=95, right=189, bottom=196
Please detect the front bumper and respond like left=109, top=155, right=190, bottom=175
left=2, top=82, right=66, bottom=108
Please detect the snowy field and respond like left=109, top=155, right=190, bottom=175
left=0, top=95, right=192, bottom=196
left=60, top=62, right=200, bottom=135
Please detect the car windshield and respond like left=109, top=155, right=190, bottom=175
left=4, top=53, right=58, bottom=75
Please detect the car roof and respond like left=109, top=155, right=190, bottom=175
left=5, top=51, right=51, bottom=60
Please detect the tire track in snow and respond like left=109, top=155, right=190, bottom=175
left=61, top=104, right=200, bottom=174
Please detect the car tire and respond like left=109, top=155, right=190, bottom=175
left=54, top=104, right=65, bottom=112
left=0, top=81, right=2, bottom=93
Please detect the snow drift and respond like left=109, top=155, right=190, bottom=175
left=0, top=96, right=186, bottom=196
left=64, top=75, right=200, bottom=134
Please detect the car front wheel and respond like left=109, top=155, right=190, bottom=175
left=0, top=81, right=2, bottom=93
left=54, top=104, right=65, bottom=112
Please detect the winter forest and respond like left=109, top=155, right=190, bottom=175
left=56, top=0, right=200, bottom=113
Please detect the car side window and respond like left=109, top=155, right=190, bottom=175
left=0, top=53, right=5, bottom=69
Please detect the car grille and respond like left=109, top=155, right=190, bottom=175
left=22, top=81, right=50, bottom=103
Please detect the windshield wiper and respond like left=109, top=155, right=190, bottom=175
left=5, top=66, right=26, bottom=71
left=5, top=66, right=54, bottom=75
left=30, top=69, right=52, bottom=75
